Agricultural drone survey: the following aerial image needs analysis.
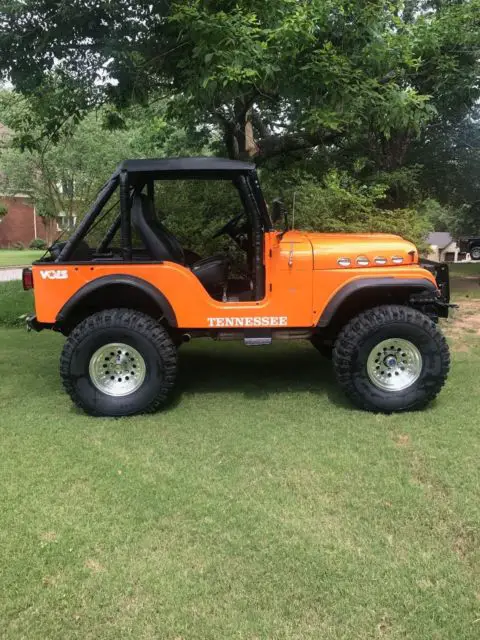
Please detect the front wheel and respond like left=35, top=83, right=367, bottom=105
left=60, top=309, right=178, bottom=416
left=332, top=305, right=450, bottom=412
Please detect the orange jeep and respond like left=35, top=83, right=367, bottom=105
left=23, top=157, right=453, bottom=416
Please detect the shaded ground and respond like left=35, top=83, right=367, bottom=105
left=450, top=275, right=480, bottom=297
left=443, top=262, right=480, bottom=348
left=449, top=262, right=480, bottom=298
left=443, top=298, right=480, bottom=345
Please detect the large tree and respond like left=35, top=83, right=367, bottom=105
left=1, top=0, right=479, bottom=167
left=1, top=1, right=479, bottom=243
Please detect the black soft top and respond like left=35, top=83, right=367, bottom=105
left=114, top=156, right=256, bottom=180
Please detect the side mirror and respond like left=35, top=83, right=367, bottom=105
left=271, top=198, right=288, bottom=224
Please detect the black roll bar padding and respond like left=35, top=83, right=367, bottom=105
left=236, top=173, right=265, bottom=301
left=247, top=173, right=266, bottom=301
left=147, top=179, right=154, bottom=203
left=120, top=170, right=132, bottom=261
left=251, top=171, right=273, bottom=231
left=57, top=177, right=118, bottom=262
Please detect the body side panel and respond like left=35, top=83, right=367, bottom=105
left=33, top=259, right=313, bottom=328
left=32, top=231, right=438, bottom=329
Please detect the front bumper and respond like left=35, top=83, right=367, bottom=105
left=418, top=259, right=457, bottom=318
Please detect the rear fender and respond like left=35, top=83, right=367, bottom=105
left=56, top=274, right=177, bottom=330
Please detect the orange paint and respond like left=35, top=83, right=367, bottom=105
left=32, top=231, right=437, bottom=328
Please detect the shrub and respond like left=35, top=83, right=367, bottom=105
left=10, top=241, right=24, bottom=250
left=29, top=238, right=47, bottom=250
left=262, top=169, right=431, bottom=247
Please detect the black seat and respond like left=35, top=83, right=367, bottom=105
left=131, top=194, right=228, bottom=295
left=132, top=194, right=185, bottom=263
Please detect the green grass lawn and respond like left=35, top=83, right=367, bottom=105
left=0, top=330, right=479, bottom=639
left=0, top=281, right=34, bottom=326
left=0, top=249, right=44, bottom=267
left=448, top=262, right=480, bottom=276
left=0, top=272, right=479, bottom=639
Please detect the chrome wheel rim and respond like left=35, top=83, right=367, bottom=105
left=366, top=338, right=422, bottom=392
left=89, top=343, right=146, bottom=397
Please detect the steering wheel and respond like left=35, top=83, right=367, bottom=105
left=212, top=211, right=246, bottom=239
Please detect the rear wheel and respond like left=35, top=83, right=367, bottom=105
left=470, top=245, right=480, bottom=260
left=60, top=309, right=177, bottom=416
left=332, top=305, right=450, bottom=412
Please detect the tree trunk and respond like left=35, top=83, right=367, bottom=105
left=244, top=115, right=257, bottom=157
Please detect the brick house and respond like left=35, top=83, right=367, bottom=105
left=0, top=194, right=56, bottom=247
left=0, top=122, right=56, bottom=247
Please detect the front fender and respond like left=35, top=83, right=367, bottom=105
left=317, top=277, right=438, bottom=327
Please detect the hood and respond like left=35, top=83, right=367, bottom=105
left=305, top=232, right=418, bottom=270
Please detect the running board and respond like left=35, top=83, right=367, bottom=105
left=215, top=329, right=310, bottom=343
left=244, top=336, right=272, bottom=347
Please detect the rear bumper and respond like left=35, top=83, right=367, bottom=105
left=26, top=314, right=50, bottom=332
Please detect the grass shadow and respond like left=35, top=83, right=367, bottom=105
left=2, top=330, right=353, bottom=414
left=176, top=340, right=352, bottom=409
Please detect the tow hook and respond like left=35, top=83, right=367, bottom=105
left=439, top=301, right=459, bottom=310
left=25, top=314, right=44, bottom=332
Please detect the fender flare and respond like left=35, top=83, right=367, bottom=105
left=56, top=274, right=177, bottom=327
left=317, top=277, right=437, bottom=327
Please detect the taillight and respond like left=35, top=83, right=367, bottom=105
left=22, top=267, right=34, bottom=290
